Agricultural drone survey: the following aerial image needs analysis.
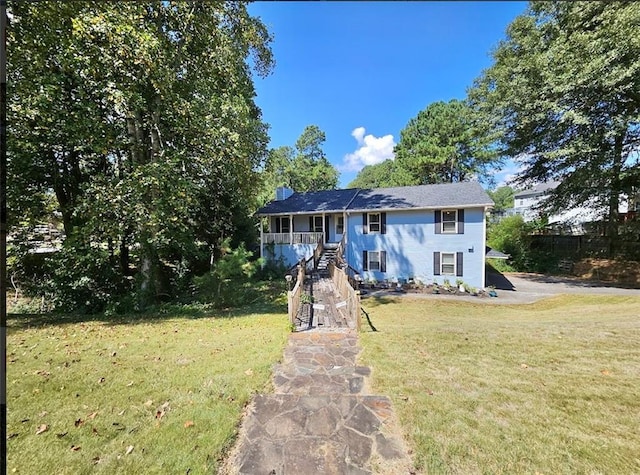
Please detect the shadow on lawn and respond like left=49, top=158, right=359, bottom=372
left=8, top=291, right=287, bottom=330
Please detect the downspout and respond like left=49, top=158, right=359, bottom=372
left=482, top=206, right=488, bottom=288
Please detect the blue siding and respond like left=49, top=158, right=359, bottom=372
left=265, top=243, right=315, bottom=268
left=346, top=208, right=486, bottom=288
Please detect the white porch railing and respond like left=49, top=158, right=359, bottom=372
left=263, top=232, right=324, bottom=245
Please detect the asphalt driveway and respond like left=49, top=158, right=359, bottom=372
left=362, top=272, right=640, bottom=305
left=488, top=272, right=640, bottom=304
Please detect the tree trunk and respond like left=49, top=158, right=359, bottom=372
left=606, top=132, right=624, bottom=241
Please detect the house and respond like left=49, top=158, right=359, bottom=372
left=256, top=182, right=494, bottom=289
left=512, top=181, right=638, bottom=234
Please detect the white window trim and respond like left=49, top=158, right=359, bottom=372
left=336, top=216, right=344, bottom=235
left=368, top=212, right=381, bottom=234
left=440, top=252, right=456, bottom=275
left=368, top=250, right=381, bottom=271
left=441, top=210, right=457, bottom=234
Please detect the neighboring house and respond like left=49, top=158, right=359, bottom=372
left=256, top=182, right=494, bottom=289
left=512, top=181, right=637, bottom=233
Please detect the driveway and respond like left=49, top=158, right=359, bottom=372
left=488, top=272, right=640, bottom=304
left=362, top=272, right=640, bottom=305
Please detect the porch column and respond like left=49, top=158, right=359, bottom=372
left=259, top=217, right=264, bottom=267
left=289, top=214, right=293, bottom=244
left=322, top=212, right=326, bottom=244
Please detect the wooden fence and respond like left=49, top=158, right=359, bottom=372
left=287, top=260, right=306, bottom=326
left=328, top=262, right=361, bottom=331
left=531, top=235, right=640, bottom=260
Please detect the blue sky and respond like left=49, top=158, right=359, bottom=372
left=248, top=1, right=528, bottom=189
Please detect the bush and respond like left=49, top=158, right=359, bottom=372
left=192, top=241, right=263, bottom=308
left=43, top=244, right=131, bottom=314
left=487, top=215, right=558, bottom=273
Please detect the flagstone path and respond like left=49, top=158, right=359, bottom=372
left=221, top=274, right=414, bottom=474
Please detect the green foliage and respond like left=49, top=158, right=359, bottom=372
left=42, top=243, right=132, bottom=314
left=487, top=215, right=559, bottom=273
left=487, top=186, right=515, bottom=212
left=8, top=1, right=274, bottom=310
left=192, top=241, right=263, bottom=308
left=347, top=159, right=414, bottom=189
left=257, top=125, right=339, bottom=203
left=469, top=1, right=640, bottom=237
left=394, top=99, right=502, bottom=186
left=487, top=215, right=532, bottom=271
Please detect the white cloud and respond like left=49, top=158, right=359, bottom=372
left=341, top=127, right=396, bottom=172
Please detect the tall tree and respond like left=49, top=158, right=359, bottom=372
left=469, top=1, right=640, bottom=238
left=394, top=99, right=501, bottom=185
left=346, top=159, right=414, bottom=189
left=258, top=125, right=339, bottom=198
left=488, top=186, right=516, bottom=212
left=8, top=1, right=273, bottom=309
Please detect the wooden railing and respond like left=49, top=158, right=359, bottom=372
left=287, top=259, right=306, bottom=327
left=328, top=261, right=361, bottom=331
left=264, top=232, right=324, bottom=245
left=312, top=237, right=324, bottom=270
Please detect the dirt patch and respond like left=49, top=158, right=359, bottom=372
left=571, top=258, right=640, bottom=288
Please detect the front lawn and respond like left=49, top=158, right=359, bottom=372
left=7, top=306, right=289, bottom=474
left=360, top=295, right=640, bottom=474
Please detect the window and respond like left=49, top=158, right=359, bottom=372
left=433, top=251, right=463, bottom=277
left=312, top=216, right=323, bottom=232
left=368, top=213, right=380, bottom=233
left=442, top=210, right=457, bottom=233
left=363, top=250, right=387, bottom=272
left=441, top=252, right=455, bottom=275
left=336, top=216, right=344, bottom=235
left=368, top=251, right=381, bottom=271
left=275, top=217, right=290, bottom=233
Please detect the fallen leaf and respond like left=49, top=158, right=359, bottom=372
left=92, top=457, right=101, bottom=465
left=56, top=432, right=68, bottom=438
left=98, top=377, right=105, bottom=384
left=75, top=418, right=84, bottom=427
left=244, top=369, right=253, bottom=376
left=143, top=400, right=153, bottom=407
left=111, top=352, right=117, bottom=357
left=118, top=410, right=125, bottom=416
left=521, top=363, right=529, bottom=369
left=7, top=433, right=19, bottom=440
left=87, top=411, right=98, bottom=419
left=92, top=428, right=99, bottom=435
left=126, top=381, right=134, bottom=387
left=39, top=411, right=48, bottom=417
left=125, top=445, right=134, bottom=455
left=601, top=369, right=611, bottom=376
left=35, top=424, right=48, bottom=435
left=184, top=420, right=194, bottom=428
left=70, top=445, right=81, bottom=451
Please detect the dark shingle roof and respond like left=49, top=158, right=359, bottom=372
left=256, top=182, right=493, bottom=216
left=257, top=188, right=360, bottom=215
left=348, top=182, right=493, bottom=211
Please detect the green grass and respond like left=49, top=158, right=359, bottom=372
left=7, top=305, right=289, bottom=474
left=359, top=295, right=640, bottom=474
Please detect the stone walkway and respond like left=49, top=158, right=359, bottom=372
left=221, top=332, right=414, bottom=474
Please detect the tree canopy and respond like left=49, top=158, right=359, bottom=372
left=469, top=1, right=640, bottom=236
left=394, top=99, right=501, bottom=185
left=258, top=125, right=339, bottom=203
left=8, top=1, right=273, bottom=310
left=348, top=99, right=501, bottom=189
